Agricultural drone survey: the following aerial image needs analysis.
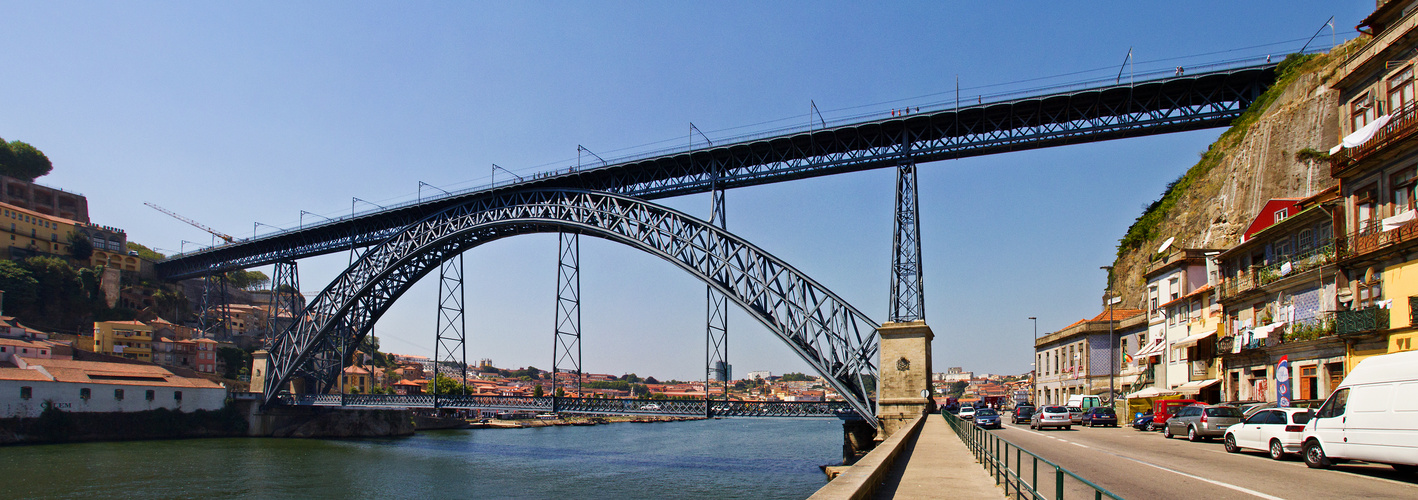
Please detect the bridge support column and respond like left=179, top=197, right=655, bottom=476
left=198, top=270, right=231, bottom=339
left=434, top=252, right=467, bottom=410
left=705, top=175, right=729, bottom=414
left=553, top=231, right=582, bottom=411
left=875, top=320, right=935, bottom=439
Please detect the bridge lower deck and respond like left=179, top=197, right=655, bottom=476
left=275, top=394, right=861, bottom=419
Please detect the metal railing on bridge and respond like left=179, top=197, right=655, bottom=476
left=942, top=411, right=1122, bottom=500
left=276, top=394, right=858, bottom=418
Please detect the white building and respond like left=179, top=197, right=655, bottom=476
left=0, top=353, right=226, bottom=418
left=745, top=370, right=771, bottom=380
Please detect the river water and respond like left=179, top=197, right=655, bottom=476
left=0, top=417, right=840, bottom=499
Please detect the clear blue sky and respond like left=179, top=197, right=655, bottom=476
left=1, top=1, right=1371, bottom=380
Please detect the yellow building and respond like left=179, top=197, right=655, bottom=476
left=93, top=320, right=153, bottom=362
left=336, top=365, right=374, bottom=394
left=0, top=202, right=76, bottom=259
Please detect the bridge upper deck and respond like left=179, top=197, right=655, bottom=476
left=159, top=62, right=1277, bottom=279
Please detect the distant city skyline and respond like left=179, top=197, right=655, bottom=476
left=0, top=2, right=1369, bottom=380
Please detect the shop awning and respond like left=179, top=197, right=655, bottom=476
left=1134, top=339, right=1166, bottom=358
left=1124, top=386, right=1179, bottom=399
left=1173, top=379, right=1221, bottom=394
left=1172, top=329, right=1217, bottom=350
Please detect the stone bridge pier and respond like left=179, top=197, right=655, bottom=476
left=842, top=320, right=935, bottom=463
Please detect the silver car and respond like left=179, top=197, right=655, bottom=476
left=1030, top=405, right=1072, bottom=430
left=1165, top=404, right=1244, bottom=441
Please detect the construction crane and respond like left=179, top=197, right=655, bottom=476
left=144, top=202, right=236, bottom=244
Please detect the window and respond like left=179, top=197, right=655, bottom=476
left=1299, top=229, right=1314, bottom=252
left=1352, top=92, right=1375, bottom=132
left=146, top=390, right=155, bottom=401
left=1393, top=169, right=1417, bottom=214
left=174, top=391, right=182, bottom=401
left=1274, top=208, right=1289, bottom=223
left=114, top=389, right=124, bottom=400
left=1316, top=388, right=1349, bottom=418
left=1390, top=66, right=1414, bottom=113
left=1149, top=285, right=1159, bottom=310
left=1169, top=277, right=1180, bottom=300
left=80, top=388, right=91, bottom=400
left=20, top=386, right=31, bottom=400
left=1357, top=186, right=1378, bottom=232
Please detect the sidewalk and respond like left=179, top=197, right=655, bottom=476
left=873, top=415, right=1001, bottom=499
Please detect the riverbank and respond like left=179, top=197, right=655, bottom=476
left=466, top=414, right=705, bottom=429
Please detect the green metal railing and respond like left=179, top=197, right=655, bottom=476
left=942, top=411, right=1123, bottom=500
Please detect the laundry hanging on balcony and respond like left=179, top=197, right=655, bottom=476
left=1331, top=114, right=1393, bottom=154
left=1382, top=209, right=1416, bottom=231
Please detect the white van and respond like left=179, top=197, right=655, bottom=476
left=1067, top=395, right=1102, bottom=410
left=1302, top=350, right=1418, bottom=472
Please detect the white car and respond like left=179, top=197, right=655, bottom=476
left=1224, top=407, right=1312, bottom=460
left=958, top=406, right=977, bottom=420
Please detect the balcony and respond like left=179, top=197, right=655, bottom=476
left=1332, top=100, right=1418, bottom=175
left=1337, top=217, right=1418, bottom=261
left=1336, top=307, right=1390, bottom=335
left=1220, top=243, right=1335, bottom=299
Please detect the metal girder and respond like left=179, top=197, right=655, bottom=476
left=262, top=188, right=880, bottom=426
left=197, top=271, right=230, bottom=338
left=280, top=393, right=855, bottom=418
left=706, top=170, right=729, bottom=400
left=553, top=231, right=582, bottom=401
left=268, top=261, right=301, bottom=347
left=433, top=252, right=467, bottom=404
left=889, top=160, right=924, bottom=322
left=157, top=64, right=1278, bottom=281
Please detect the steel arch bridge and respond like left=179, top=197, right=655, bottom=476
left=266, top=188, right=881, bottom=426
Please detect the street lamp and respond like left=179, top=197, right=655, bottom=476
left=1101, top=266, right=1117, bottom=408
left=1029, top=316, right=1038, bottom=405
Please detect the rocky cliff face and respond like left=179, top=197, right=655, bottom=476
left=1109, top=44, right=1361, bottom=307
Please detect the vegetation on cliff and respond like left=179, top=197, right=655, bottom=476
left=1114, top=52, right=1331, bottom=262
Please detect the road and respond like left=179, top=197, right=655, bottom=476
left=977, top=419, right=1418, bottom=500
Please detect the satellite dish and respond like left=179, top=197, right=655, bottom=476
left=1364, top=267, right=1376, bottom=283
left=1157, top=237, right=1175, bottom=254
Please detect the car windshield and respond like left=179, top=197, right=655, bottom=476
left=1205, top=407, right=1242, bottom=418
left=1044, top=406, right=1067, bottom=413
left=1092, top=408, right=1115, bottom=415
left=1067, top=406, right=1081, bottom=412
left=976, top=409, right=997, bottom=416
left=1017, top=408, right=1034, bottom=415
left=1290, top=411, right=1312, bottom=425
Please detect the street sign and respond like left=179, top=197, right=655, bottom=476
left=1276, top=355, right=1291, bottom=408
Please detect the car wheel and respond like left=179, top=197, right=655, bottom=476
left=1269, top=439, right=1285, bottom=460
left=1188, top=427, right=1200, bottom=442
left=1147, top=422, right=1156, bottom=432
left=1304, top=440, right=1331, bottom=469
left=1164, top=426, right=1174, bottom=439
left=1224, top=434, right=1239, bottom=453
left=1065, top=425, right=1071, bottom=430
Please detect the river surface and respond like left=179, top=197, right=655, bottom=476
left=0, top=417, right=840, bottom=499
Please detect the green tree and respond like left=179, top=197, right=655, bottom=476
left=225, top=270, right=269, bottom=290
left=22, top=256, right=85, bottom=330
left=2, top=141, right=52, bottom=181
left=216, top=347, right=250, bottom=379
left=67, top=232, right=93, bottom=261
left=555, top=386, right=565, bottom=397
left=432, top=373, right=465, bottom=395
left=0, top=260, right=37, bottom=316
left=0, top=137, right=13, bottom=172
left=780, top=372, right=813, bottom=382
left=533, top=385, right=544, bottom=397
left=946, top=381, right=968, bottom=398
left=125, top=242, right=164, bottom=261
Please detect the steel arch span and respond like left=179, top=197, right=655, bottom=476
left=264, top=188, right=881, bottom=426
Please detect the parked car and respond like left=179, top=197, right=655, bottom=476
left=974, top=408, right=1002, bottom=429
left=1241, top=401, right=1276, bottom=418
left=1224, top=407, right=1312, bottom=460
left=1031, top=405, right=1071, bottom=430
left=958, top=405, right=977, bottom=420
left=1067, top=406, right=1084, bottom=424
left=1012, top=406, right=1035, bottom=424
left=1132, top=410, right=1155, bottom=430
left=1081, top=407, right=1118, bottom=427
left=1304, top=350, right=1418, bottom=472
left=1066, top=394, right=1103, bottom=411
left=1151, top=399, right=1200, bottom=430
left=1164, top=404, right=1244, bottom=441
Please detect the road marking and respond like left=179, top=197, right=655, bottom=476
left=1071, top=442, right=1089, bottom=449
left=1113, top=454, right=1289, bottom=500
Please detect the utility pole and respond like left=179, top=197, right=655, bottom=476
left=1029, top=316, right=1038, bottom=405
left=1102, top=266, right=1117, bottom=409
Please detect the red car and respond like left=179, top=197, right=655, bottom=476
left=1150, top=399, right=1200, bottom=431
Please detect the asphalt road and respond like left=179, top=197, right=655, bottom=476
left=976, top=418, right=1418, bottom=500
